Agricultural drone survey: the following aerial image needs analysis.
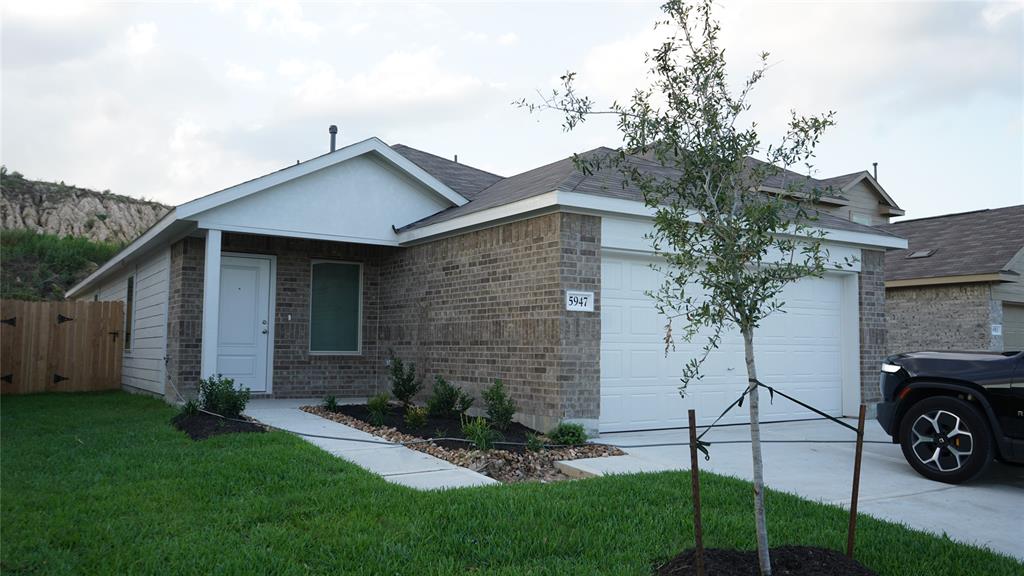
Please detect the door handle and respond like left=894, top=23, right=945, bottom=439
left=262, top=329, right=268, bottom=334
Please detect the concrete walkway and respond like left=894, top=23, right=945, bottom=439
left=245, top=399, right=497, bottom=490
left=562, top=419, right=1024, bottom=561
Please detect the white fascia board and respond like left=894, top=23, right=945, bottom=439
left=194, top=221, right=401, bottom=247
left=177, top=137, right=466, bottom=220
left=397, top=189, right=906, bottom=250
left=65, top=209, right=183, bottom=298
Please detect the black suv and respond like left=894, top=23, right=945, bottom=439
left=876, top=350, right=1024, bottom=483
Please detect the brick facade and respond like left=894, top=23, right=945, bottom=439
left=886, top=282, right=997, bottom=354
left=858, top=249, right=886, bottom=407
left=164, top=213, right=601, bottom=431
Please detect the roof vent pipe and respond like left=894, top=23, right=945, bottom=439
left=329, top=125, right=338, bottom=152
left=872, top=162, right=878, bottom=180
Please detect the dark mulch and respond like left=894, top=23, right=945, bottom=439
left=172, top=412, right=266, bottom=441
left=657, top=546, right=877, bottom=576
left=335, top=404, right=539, bottom=452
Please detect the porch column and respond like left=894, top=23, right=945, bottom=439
left=200, top=228, right=222, bottom=379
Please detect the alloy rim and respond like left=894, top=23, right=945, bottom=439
left=910, top=409, right=974, bottom=473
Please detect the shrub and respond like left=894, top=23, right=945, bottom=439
left=367, top=393, right=391, bottom=426
left=462, top=416, right=501, bottom=451
left=322, top=395, right=339, bottom=413
left=388, top=352, right=422, bottom=407
left=198, top=375, right=250, bottom=419
left=547, top=422, right=587, bottom=446
left=180, top=399, right=199, bottom=417
left=427, top=376, right=474, bottom=419
left=525, top=432, right=545, bottom=452
left=404, top=406, right=428, bottom=429
left=482, top=379, right=517, bottom=431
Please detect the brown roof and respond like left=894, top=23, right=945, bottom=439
left=396, top=145, right=897, bottom=237
left=879, top=205, right=1024, bottom=282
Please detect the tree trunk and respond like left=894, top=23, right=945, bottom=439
left=743, top=326, right=772, bottom=575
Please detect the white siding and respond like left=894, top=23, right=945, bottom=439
left=83, top=247, right=171, bottom=395
left=192, top=154, right=451, bottom=245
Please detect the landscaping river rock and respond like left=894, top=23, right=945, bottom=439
left=301, top=405, right=623, bottom=483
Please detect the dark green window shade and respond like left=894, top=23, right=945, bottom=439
left=310, top=263, right=361, bottom=352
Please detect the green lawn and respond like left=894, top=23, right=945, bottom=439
left=2, top=393, right=1019, bottom=575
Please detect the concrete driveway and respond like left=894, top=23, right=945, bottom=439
left=569, top=418, right=1024, bottom=560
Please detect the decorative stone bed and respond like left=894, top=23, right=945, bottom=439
left=301, top=405, right=624, bottom=483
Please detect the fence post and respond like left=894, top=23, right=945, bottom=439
left=846, top=403, right=867, bottom=558
left=687, top=409, right=705, bottom=576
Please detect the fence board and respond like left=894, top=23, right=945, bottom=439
left=0, top=300, right=124, bottom=395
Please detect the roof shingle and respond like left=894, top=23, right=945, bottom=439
left=879, top=205, right=1024, bottom=282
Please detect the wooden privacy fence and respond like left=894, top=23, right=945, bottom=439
left=0, top=300, right=124, bottom=395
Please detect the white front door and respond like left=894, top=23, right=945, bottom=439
left=217, top=255, right=272, bottom=393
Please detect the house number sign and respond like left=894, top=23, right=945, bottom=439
left=565, top=291, right=594, bottom=312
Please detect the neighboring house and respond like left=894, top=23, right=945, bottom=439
left=66, top=137, right=905, bottom=433
left=881, top=205, right=1024, bottom=354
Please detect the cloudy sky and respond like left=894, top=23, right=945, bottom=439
left=2, top=0, right=1022, bottom=219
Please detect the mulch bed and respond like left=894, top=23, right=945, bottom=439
left=172, top=411, right=266, bottom=441
left=301, top=405, right=624, bottom=483
left=657, top=546, right=877, bottom=576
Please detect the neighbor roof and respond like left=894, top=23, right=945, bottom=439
left=880, top=205, right=1024, bottom=282
left=398, top=146, right=900, bottom=238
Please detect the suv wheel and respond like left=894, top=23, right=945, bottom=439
left=899, top=396, right=992, bottom=484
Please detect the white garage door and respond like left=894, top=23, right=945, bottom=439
left=600, top=252, right=848, bottom=432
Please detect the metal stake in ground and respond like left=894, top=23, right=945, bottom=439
left=688, top=409, right=705, bottom=576
left=847, top=404, right=867, bottom=558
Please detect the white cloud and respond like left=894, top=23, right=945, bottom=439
left=243, top=0, right=321, bottom=41
left=226, top=61, right=265, bottom=84
left=497, top=32, right=519, bottom=46
left=285, top=47, right=484, bottom=112
left=124, top=22, right=158, bottom=56
left=982, top=2, right=1024, bottom=29
left=462, top=31, right=489, bottom=42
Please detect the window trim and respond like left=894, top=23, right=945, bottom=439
left=308, top=259, right=363, bottom=356
left=124, top=274, right=136, bottom=352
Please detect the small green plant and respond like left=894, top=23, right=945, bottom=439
left=462, top=416, right=501, bottom=451
left=482, top=379, right=517, bottom=431
left=547, top=422, right=587, bottom=446
left=388, top=351, right=422, bottom=407
left=322, top=395, right=339, bottom=413
left=198, top=375, right=250, bottom=419
left=179, top=399, right=199, bottom=417
left=404, top=406, right=428, bottom=429
left=367, top=393, right=391, bottom=426
left=427, top=376, right=474, bottom=419
left=525, top=432, right=544, bottom=452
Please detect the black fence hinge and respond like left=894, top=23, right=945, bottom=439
left=1, top=317, right=15, bottom=327
left=53, top=373, right=69, bottom=384
left=1, top=374, right=12, bottom=384
left=57, top=314, right=74, bottom=324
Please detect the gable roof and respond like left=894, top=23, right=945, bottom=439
left=880, top=205, right=1024, bottom=283
left=391, top=144, right=503, bottom=200
left=398, top=147, right=902, bottom=238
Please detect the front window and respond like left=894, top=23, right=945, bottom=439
left=309, top=261, right=361, bottom=354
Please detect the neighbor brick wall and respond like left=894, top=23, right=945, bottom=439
left=886, top=282, right=996, bottom=354
left=858, top=249, right=886, bottom=407
left=379, top=212, right=601, bottom=431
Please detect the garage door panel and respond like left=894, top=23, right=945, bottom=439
left=601, top=252, right=849, bottom=432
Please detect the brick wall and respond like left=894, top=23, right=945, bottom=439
left=164, top=237, right=204, bottom=402
left=163, top=214, right=601, bottom=431
left=886, top=282, right=996, bottom=354
left=858, top=249, right=886, bottom=407
left=378, top=212, right=601, bottom=432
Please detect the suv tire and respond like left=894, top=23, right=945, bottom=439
left=899, top=396, right=992, bottom=484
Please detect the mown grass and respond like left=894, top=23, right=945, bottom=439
left=2, top=393, right=1019, bottom=575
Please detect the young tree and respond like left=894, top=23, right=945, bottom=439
left=519, top=1, right=847, bottom=574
